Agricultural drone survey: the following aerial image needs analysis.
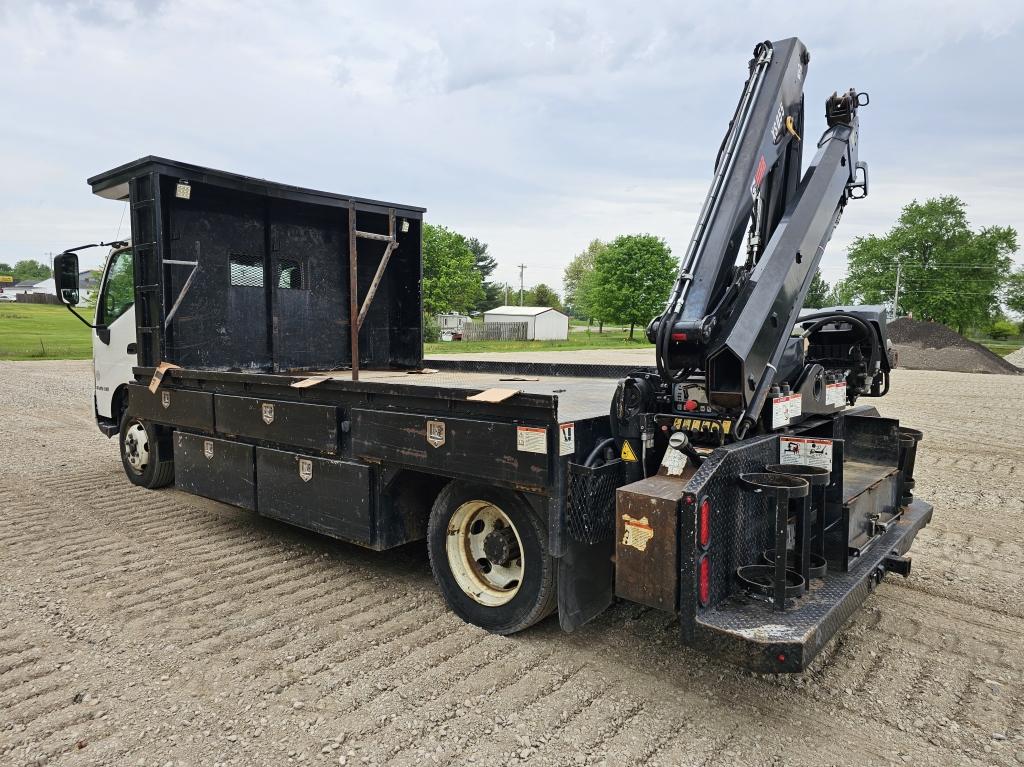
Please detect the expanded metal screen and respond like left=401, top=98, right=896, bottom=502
left=566, top=459, right=624, bottom=544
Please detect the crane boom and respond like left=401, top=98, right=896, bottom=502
left=637, top=37, right=882, bottom=444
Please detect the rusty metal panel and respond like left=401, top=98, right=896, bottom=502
left=350, top=409, right=549, bottom=491
left=615, top=475, right=686, bottom=611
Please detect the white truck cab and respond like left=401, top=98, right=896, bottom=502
left=92, top=243, right=137, bottom=435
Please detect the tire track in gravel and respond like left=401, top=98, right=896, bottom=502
left=3, top=363, right=1023, bottom=766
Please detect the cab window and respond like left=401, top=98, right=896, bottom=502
left=99, top=249, right=134, bottom=325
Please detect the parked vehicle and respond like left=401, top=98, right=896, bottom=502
left=53, top=38, right=929, bottom=672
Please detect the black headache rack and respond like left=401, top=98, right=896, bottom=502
left=89, top=156, right=426, bottom=375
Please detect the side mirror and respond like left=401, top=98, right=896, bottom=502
left=54, top=252, right=80, bottom=306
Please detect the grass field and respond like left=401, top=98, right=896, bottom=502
left=0, top=303, right=92, bottom=360
left=5, top=301, right=1018, bottom=362
left=969, top=335, right=1024, bottom=357
left=425, top=332, right=648, bottom=354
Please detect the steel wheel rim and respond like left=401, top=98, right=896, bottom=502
left=124, top=422, right=150, bottom=474
left=446, top=500, right=525, bottom=606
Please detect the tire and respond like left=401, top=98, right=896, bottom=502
left=427, top=481, right=557, bottom=635
left=119, top=412, right=174, bottom=489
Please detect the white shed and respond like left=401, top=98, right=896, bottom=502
left=483, top=306, right=569, bottom=341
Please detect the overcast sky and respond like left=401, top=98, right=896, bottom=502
left=1, top=0, right=1021, bottom=293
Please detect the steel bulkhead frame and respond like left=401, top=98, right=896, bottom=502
left=128, top=172, right=166, bottom=368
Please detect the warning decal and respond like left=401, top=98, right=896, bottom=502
left=620, top=441, right=638, bottom=462
left=780, top=436, right=833, bottom=470
left=826, top=382, right=847, bottom=408
left=516, top=426, right=547, bottom=454
left=621, top=514, right=654, bottom=552
left=771, top=394, right=802, bottom=429
left=558, top=422, right=575, bottom=456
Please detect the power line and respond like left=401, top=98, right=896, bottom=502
left=895, top=290, right=1001, bottom=295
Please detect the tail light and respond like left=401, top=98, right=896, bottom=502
left=698, top=554, right=711, bottom=607
left=698, top=497, right=711, bottom=549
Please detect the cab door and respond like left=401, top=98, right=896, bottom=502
left=93, top=247, right=137, bottom=420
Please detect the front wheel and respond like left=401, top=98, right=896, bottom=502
left=119, top=412, right=174, bottom=489
left=427, top=482, right=556, bottom=634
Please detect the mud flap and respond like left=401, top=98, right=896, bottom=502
left=557, top=460, right=623, bottom=631
left=558, top=537, right=614, bottom=631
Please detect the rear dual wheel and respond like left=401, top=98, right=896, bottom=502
left=427, top=482, right=556, bottom=634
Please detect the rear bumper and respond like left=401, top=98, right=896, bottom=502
left=688, top=499, right=933, bottom=673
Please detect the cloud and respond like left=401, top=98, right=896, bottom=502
left=1, top=0, right=1020, bottom=290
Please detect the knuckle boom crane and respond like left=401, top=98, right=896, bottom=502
left=55, top=36, right=931, bottom=675
left=602, top=38, right=931, bottom=671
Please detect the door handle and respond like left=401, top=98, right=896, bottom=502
left=127, top=343, right=138, bottom=354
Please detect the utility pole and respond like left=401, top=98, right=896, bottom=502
left=518, top=264, right=526, bottom=306
left=891, top=261, right=902, bottom=320
left=503, top=282, right=509, bottom=305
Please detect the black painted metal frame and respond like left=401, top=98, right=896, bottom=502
left=88, top=156, right=425, bottom=374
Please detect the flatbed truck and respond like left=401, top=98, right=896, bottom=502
left=53, top=38, right=931, bottom=673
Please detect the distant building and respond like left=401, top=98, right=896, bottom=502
left=483, top=306, right=569, bottom=341
left=435, top=312, right=473, bottom=341
left=11, top=270, right=98, bottom=301
left=12, top=279, right=41, bottom=293
left=436, top=312, right=472, bottom=332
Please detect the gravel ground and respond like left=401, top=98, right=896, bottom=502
left=2, top=360, right=1023, bottom=767
left=1004, top=347, right=1024, bottom=369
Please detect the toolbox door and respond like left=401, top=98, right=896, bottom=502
left=255, top=447, right=374, bottom=546
left=173, top=432, right=256, bottom=510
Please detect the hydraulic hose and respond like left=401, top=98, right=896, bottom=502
left=797, top=312, right=879, bottom=365
left=583, top=437, right=616, bottom=468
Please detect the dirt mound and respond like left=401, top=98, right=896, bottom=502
left=888, top=317, right=1020, bottom=374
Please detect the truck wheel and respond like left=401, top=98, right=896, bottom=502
left=427, top=482, right=556, bottom=634
left=119, top=413, right=174, bottom=489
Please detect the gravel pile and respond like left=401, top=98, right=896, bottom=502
left=1004, top=346, right=1024, bottom=369
left=888, top=317, right=1020, bottom=375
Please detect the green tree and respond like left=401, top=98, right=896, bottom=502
left=825, top=278, right=856, bottom=306
left=989, top=319, right=1017, bottom=340
left=523, top=283, right=561, bottom=310
left=11, top=259, right=52, bottom=282
left=803, top=269, right=831, bottom=309
left=466, top=237, right=503, bottom=312
left=563, top=240, right=605, bottom=322
left=1005, top=267, right=1024, bottom=315
left=0, top=262, right=13, bottom=275
left=844, top=197, right=1016, bottom=334
left=592, top=234, right=677, bottom=339
left=422, top=224, right=484, bottom=315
